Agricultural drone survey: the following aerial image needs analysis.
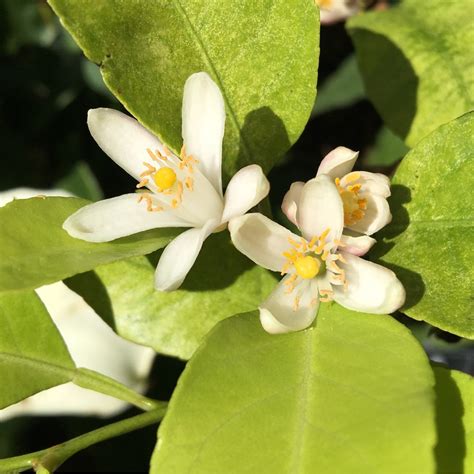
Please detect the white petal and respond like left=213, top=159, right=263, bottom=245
left=182, top=72, right=225, bottom=195
left=341, top=171, right=391, bottom=198
left=297, top=174, right=344, bottom=243
left=281, top=181, right=304, bottom=226
left=318, top=0, right=360, bottom=25
left=221, top=165, right=269, bottom=223
left=0, top=282, right=154, bottom=419
left=347, top=193, right=392, bottom=236
left=340, top=234, right=376, bottom=257
left=316, top=146, right=359, bottom=180
left=259, top=275, right=319, bottom=334
left=229, top=213, right=301, bottom=273
left=88, top=108, right=175, bottom=182
left=154, top=219, right=218, bottom=291
left=0, top=187, right=73, bottom=208
left=63, top=194, right=192, bottom=242
left=333, top=252, right=405, bottom=314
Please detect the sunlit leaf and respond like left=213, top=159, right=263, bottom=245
left=48, top=0, right=319, bottom=180
left=0, top=290, right=74, bottom=409
left=348, top=0, right=474, bottom=146
left=66, top=232, right=276, bottom=360
left=151, top=306, right=436, bottom=473
left=0, top=197, right=178, bottom=291
left=434, top=366, right=473, bottom=473
left=371, top=113, right=474, bottom=338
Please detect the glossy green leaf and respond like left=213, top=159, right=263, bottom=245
left=371, top=113, right=474, bottom=338
left=48, top=0, right=319, bottom=180
left=0, top=197, right=178, bottom=291
left=312, top=54, right=365, bottom=117
left=151, top=306, right=436, bottom=473
left=55, top=161, right=104, bottom=201
left=0, top=290, right=74, bottom=409
left=66, top=232, right=276, bottom=360
left=364, top=126, right=409, bottom=167
left=348, top=0, right=474, bottom=146
left=434, top=366, right=473, bottom=473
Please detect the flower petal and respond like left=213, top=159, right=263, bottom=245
left=340, top=234, right=377, bottom=257
left=63, top=194, right=192, bottom=242
left=229, top=213, right=301, bottom=272
left=154, top=219, right=218, bottom=291
left=259, top=275, right=319, bottom=334
left=0, top=282, right=154, bottom=419
left=0, top=187, right=73, bottom=208
left=221, top=165, right=270, bottom=223
left=281, top=181, right=304, bottom=226
left=318, top=0, right=360, bottom=25
left=182, top=72, right=225, bottom=195
left=333, top=252, right=406, bottom=314
left=317, top=146, right=359, bottom=180
left=297, top=174, right=344, bottom=243
left=341, top=171, right=391, bottom=198
left=88, top=108, right=174, bottom=182
left=348, top=193, right=392, bottom=236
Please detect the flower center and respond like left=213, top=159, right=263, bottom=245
left=335, top=173, right=367, bottom=226
left=294, top=255, right=320, bottom=279
left=153, top=167, right=176, bottom=190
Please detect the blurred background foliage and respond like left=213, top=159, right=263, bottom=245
left=0, top=0, right=472, bottom=471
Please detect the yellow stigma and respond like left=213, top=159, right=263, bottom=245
left=153, top=167, right=176, bottom=190
left=294, top=256, right=320, bottom=279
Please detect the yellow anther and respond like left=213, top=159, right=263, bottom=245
left=153, top=167, right=177, bottom=190
left=344, top=172, right=360, bottom=183
left=319, top=228, right=330, bottom=242
left=136, top=178, right=149, bottom=189
left=294, top=256, right=320, bottom=279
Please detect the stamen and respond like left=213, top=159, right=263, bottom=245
left=136, top=178, right=149, bottom=189
left=146, top=148, right=159, bottom=162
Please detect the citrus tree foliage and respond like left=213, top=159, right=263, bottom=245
left=0, top=0, right=472, bottom=472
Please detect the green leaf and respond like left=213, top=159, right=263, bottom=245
left=48, top=0, right=319, bottom=180
left=371, top=112, right=474, bottom=338
left=348, top=0, right=474, bottom=146
left=55, top=161, right=104, bottom=201
left=364, top=126, right=409, bottom=167
left=312, top=54, right=365, bottom=117
left=66, top=232, right=276, bottom=360
left=0, top=197, right=178, bottom=291
left=0, top=290, right=74, bottom=409
left=434, top=366, right=473, bottom=473
left=151, top=306, right=436, bottom=473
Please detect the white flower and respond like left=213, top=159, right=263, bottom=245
left=282, top=146, right=391, bottom=239
left=0, top=189, right=155, bottom=419
left=316, top=0, right=360, bottom=25
left=63, top=72, right=269, bottom=291
left=229, top=175, right=405, bottom=334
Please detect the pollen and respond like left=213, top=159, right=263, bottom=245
left=294, top=256, right=320, bottom=279
left=336, top=175, right=367, bottom=226
left=153, top=167, right=176, bottom=190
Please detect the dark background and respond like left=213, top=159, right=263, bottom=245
left=0, top=1, right=472, bottom=471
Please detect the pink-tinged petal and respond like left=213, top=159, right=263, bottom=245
left=63, top=194, right=192, bottom=243
left=333, top=252, right=405, bottom=314
left=229, top=213, right=301, bottom=273
left=281, top=181, right=304, bottom=226
left=259, top=275, right=319, bottom=334
left=348, top=193, right=392, bottom=236
left=297, top=174, right=344, bottom=243
left=340, top=234, right=377, bottom=257
left=221, top=165, right=269, bottom=223
left=154, top=219, right=218, bottom=291
left=341, top=171, right=391, bottom=198
left=182, top=72, right=225, bottom=195
left=317, top=146, right=359, bottom=180
left=88, top=108, right=175, bottom=183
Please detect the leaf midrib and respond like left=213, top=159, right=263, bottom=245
left=172, top=0, right=253, bottom=165
left=0, top=351, right=75, bottom=379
